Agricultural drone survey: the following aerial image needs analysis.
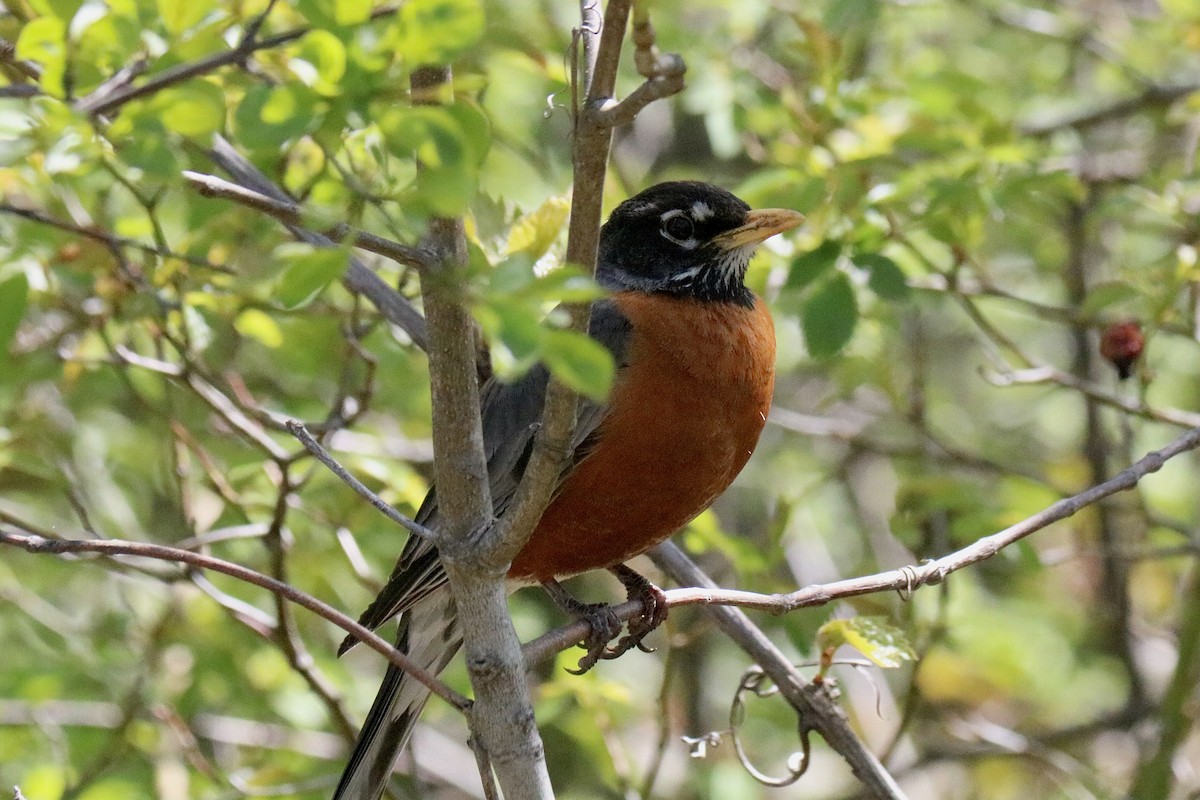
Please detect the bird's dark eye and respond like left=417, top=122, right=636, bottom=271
left=661, top=213, right=694, bottom=243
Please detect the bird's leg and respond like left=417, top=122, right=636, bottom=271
left=540, top=579, right=625, bottom=675
left=602, top=564, right=669, bottom=660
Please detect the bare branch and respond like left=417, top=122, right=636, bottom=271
left=408, top=61, right=553, bottom=799
left=987, top=366, right=1200, bottom=429
left=651, top=543, right=909, bottom=800
left=523, top=422, right=1200, bottom=673
left=285, top=420, right=436, bottom=543
left=0, top=530, right=471, bottom=713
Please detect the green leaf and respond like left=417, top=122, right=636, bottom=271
left=476, top=300, right=543, bottom=363
left=157, top=0, right=215, bottom=36
left=334, top=0, right=371, bottom=25
left=297, top=29, right=347, bottom=96
left=275, top=243, right=349, bottom=309
left=505, top=195, right=570, bottom=260
left=735, top=170, right=827, bottom=215
left=156, top=80, right=226, bottom=138
left=234, top=308, right=284, bottom=348
left=854, top=253, right=910, bottom=300
left=802, top=273, right=857, bottom=358
left=395, top=0, right=485, bottom=65
left=1081, top=281, right=1140, bottom=319
left=117, top=117, right=180, bottom=177
left=817, top=617, right=916, bottom=672
left=28, top=0, right=83, bottom=21
left=378, top=105, right=489, bottom=215
left=824, top=0, right=880, bottom=36
left=540, top=329, right=615, bottom=402
left=234, top=85, right=317, bottom=150
left=0, top=273, right=30, bottom=354
left=786, top=240, right=841, bottom=290
left=16, top=17, right=67, bottom=97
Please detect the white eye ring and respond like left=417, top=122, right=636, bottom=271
left=660, top=209, right=697, bottom=248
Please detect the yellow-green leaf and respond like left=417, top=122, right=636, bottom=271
left=157, top=0, right=215, bottom=35
left=505, top=195, right=570, bottom=260
left=156, top=80, right=226, bottom=138
left=234, top=308, right=284, bottom=348
left=395, top=0, right=484, bottom=65
left=817, top=617, right=916, bottom=671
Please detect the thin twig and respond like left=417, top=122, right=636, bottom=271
left=1020, top=81, right=1200, bottom=136
left=0, top=202, right=229, bottom=271
left=521, top=423, right=1200, bottom=662
left=183, top=171, right=433, bottom=270
left=286, top=420, right=436, bottom=542
left=73, top=4, right=398, bottom=116
left=0, top=530, right=470, bottom=712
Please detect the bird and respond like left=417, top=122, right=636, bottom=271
left=332, top=181, right=803, bottom=800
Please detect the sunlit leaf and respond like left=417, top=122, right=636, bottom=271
left=156, top=81, right=226, bottom=138
left=157, top=0, right=215, bottom=36
left=16, top=17, right=67, bottom=97
left=817, top=617, right=916, bottom=675
left=334, top=0, right=371, bottom=25
left=505, top=194, right=570, bottom=260
left=378, top=104, right=490, bottom=215
left=235, top=85, right=317, bottom=149
left=396, top=0, right=485, bottom=64
left=296, top=29, right=347, bottom=96
left=234, top=308, right=284, bottom=348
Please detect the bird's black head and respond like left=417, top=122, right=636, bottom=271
left=596, top=181, right=804, bottom=307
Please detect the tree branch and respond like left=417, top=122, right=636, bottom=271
left=651, top=543, right=909, bottom=800
left=409, top=63, right=554, bottom=799
left=0, top=530, right=469, bottom=712
left=285, top=420, right=436, bottom=543
left=182, top=170, right=433, bottom=270
left=1019, top=81, right=1200, bottom=137
left=73, top=5, right=398, bottom=116
left=201, top=135, right=430, bottom=351
left=522, top=422, right=1200, bottom=668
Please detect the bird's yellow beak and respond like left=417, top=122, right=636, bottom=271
left=712, top=208, right=805, bottom=251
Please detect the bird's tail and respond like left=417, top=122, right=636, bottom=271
left=332, top=587, right=462, bottom=800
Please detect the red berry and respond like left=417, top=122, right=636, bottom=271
left=1099, top=320, right=1144, bottom=380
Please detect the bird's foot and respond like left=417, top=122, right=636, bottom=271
left=602, top=564, right=669, bottom=660
left=540, top=579, right=625, bottom=675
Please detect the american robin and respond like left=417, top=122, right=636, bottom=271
left=333, top=181, right=803, bottom=800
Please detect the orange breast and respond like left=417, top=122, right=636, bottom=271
left=508, top=292, right=775, bottom=582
